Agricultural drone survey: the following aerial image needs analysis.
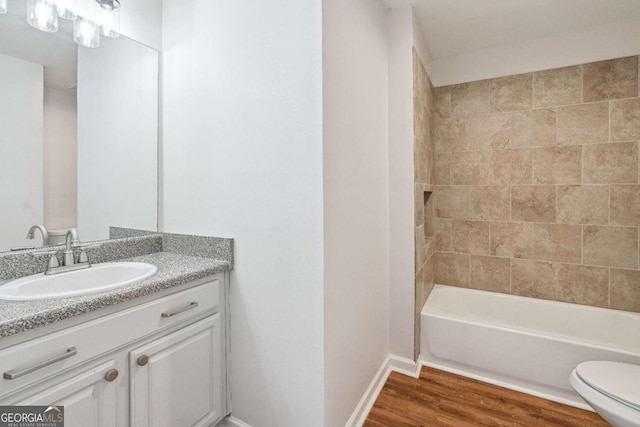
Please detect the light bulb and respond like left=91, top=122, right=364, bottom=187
left=54, top=0, right=77, bottom=20
left=74, top=16, right=100, bottom=48
left=0, top=0, right=7, bottom=15
left=27, top=0, right=59, bottom=32
left=98, top=6, right=119, bottom=37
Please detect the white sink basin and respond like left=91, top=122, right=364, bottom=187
left=0, top=262, right=158, bottom=301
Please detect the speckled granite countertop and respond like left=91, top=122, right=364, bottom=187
left=0, top=252, right=229, bottom=338
left=0, top=229, right=234, bottom=339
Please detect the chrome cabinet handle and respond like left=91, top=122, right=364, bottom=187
left=161, top=302, right=198, bottom=318
left=3, top=347, right=77, bottom=380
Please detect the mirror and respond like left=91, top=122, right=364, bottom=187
left=0, top=0, right=158, bottom=252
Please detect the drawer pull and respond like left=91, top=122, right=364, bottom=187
left=3, top=347, right=77, bottom=380
left=137, top=355, right=149, bottom=366
left=161, top=301, right=198, bottom=318
left=104, top=369, right=119, bottom=382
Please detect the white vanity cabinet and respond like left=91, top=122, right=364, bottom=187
left=14, top=358, right=120, bottom=427
left=0, top=274, right=230, bottom=427
left=130, top=315, right=223, bottom=427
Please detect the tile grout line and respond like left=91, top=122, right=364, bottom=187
left=467, top=253, right=471, bottom=288
left=580, top=141, right=584, bottom=186
left=580, top=64, right=584, bottom=104
left=509, top=256, right=513, bottom=294
left=555, top=185, right=558, bottom=225
left=581, top=224, right=584, bottom=265
left=608, top=101, right=611, bottom=143
left=608, top=267, right=611, bottom=309
left=434, top=247, right=632, bottom=270
left=608, top=185, right=611, bottom=225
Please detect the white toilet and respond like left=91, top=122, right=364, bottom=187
left=570, top=361, right=640, bottom=427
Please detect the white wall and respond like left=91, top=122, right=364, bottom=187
left=412, top=13, right=432, bottom=78
left=387, top=7, right=415, bottom=360
left=322, top=0, right=389, bottom=425
left=0, top=53, right=43, bottom=251
left=161, top=0, right=325, bottom=426
left=78, top=36, right=158, bottom=242
left=431, top=18, right=640, bottom=86
left=43, top=87, right=77, bottom=232
left=120, top=0, right=162, bottom=51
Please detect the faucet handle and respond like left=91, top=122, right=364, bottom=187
left=31, top=250, right=60, bottom=269
left=77, top=243, right=102, bottom=264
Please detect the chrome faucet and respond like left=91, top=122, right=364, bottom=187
left=11, top=225, right=50, bottom=251
left=31, top=228, right=101, bottom=275
left=63, top=228, right=79, bottom=266
left=26, top=225, right=49, bottom=246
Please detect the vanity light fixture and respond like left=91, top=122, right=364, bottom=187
left=0, top=0, right=7, bottom=14
left=95, top=0, right=119, bottom=11
left=18, top=0, right=120, bottom=47
left=27, top=0, right=58, bottom=32
left=73, top=15, right=100, bottom=48
left=97, top=1, right=119, bottom=37
left=55, top=0, right=77, bottom=20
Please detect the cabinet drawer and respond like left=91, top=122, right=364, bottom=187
left=0, top=279, right=220, bottom=398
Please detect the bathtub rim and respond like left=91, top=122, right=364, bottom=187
left=422, top=284, right=640, bottom=356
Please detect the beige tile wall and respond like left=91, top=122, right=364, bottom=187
left=413, top=49, right=435, bottom=359
left=429, top=56, right=640, bottom=313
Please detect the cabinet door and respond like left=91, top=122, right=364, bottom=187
left=15, top=359, right=119, bottom=427
left=130, top=315, right=223, bottom=427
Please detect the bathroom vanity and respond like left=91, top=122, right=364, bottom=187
left=0, top=3, right=233, bottom=425
left=0, top=232, right=233, bottom=427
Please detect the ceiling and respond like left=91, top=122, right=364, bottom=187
left=384, top=0, right=640, bottom=59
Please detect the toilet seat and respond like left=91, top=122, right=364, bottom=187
left=576, top=361, right=640, bottom=412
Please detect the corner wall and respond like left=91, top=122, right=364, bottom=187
left=120, top=0, right=162, bottom=50
left=322, top=0, right=390, bottom=425
left=161, top=1, right=325, bottom=426
left=412, top=49, right=435, bottom=359
left=388, top=6, right=416, bottom=360
left=388, top=6, right=439, bottom=361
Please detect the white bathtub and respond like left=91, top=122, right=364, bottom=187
left=419, top=285, right=640, bottom=410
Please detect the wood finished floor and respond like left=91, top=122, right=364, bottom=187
left=364, top=367, right=610, bottom=427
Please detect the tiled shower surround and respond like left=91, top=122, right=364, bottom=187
left=413, top=49, right=435, bottom=358
left=425, top=56, right=640, bottom=313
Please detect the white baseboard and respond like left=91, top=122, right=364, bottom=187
left=388, top=354, right=421, bottom=378
left=220, top=354, right=589, bottom=427
left=217, top=415, right=253, bottom=427
left=218, top=355, right=421, bottom=427
left=345, top=354, right=421, bottom=427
